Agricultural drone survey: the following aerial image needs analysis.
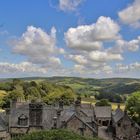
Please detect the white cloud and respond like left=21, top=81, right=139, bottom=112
left=59, top=0, right=83, bottom=11
left=116, top=62, right=140, bottom=73
left=89, top=51, right=123, bottom=62
left=108, top=37, right=140, bottom=54
left=118, top=0, right=140, bottom=27
left=68, top=54, right=87, bottom=64
left=74, top=63, right=113, bottom=75
left=64, top=16, right=123, bottom=75
left=10, top=26, right=63, bottom=67
left=65, top=16, right=120, bottom=51
left=0, top=62, right=47, bottom=74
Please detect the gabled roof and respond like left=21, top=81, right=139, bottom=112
left=80, top=117, right=92, bottom=123
left=63, top=113, right=97, bottom=134
left=0, top=112, right=7, bottom=131
left=95, top=106, right=111, bottom=118
left=60, top=109, right=75, bottom=122
left=112, top=108, right=124, bottom=123
left=112, top=108, right=140, bottom=131
left=81, top=103, right=93, bottom=109
left=80, top=109, right=94, bottom=117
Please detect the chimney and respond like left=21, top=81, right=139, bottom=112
left=56, top=109, right=61, bottom=128
left=75, top=96, right=81, bottom=115
left=59, top=99, right=64, bottom=110
left=10, top=99, right=17, bottom=109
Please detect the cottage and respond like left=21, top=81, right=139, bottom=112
left=112, top=105, right=140, bottom=140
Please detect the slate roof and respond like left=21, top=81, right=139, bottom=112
left=42, top=106, right=57, bottom=129
left=7, top=102, right=98, bottom=133
left=112, top=108, right=140, bottom=130
left=80, top=117, right=93, bottom=123
left=95, top=106, right=111, bottom=118
left=112, top=108, right=124, bottom=123
left=64, top=114, right=97, bottom=134
left=81, top=103, right=93, bottom=109
left=60, top=109, right=75, bottom=122
left=0, top=112, right=7, bottom=131
left=10, top=102, right=29, bottom=127
left=80, top=109, right=94, bottom=117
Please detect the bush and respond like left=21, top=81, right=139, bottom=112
left=13, top=129, right=101, bottom=140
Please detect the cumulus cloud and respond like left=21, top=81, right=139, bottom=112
left=89, top=51, right=123, bottom=62
left=74, top=63, right=113, bottom=75
left=108, top=37, right=140, bottom=54
left=67, top=50, right=122, bottom=75
left=116, top=62, right=140, bottom=73
left=65, top=16, right=120, bottom=51
left=118, top=0, right=140, bottom=27
left=59, top=0, right=83, bottom=11
left=10, top=26, right=63, bottom=67
left=64, top=16, right=123, bottom=75
left=68, top=54, right=87, bottom=64
left=0, top=62, right=47, bottom=74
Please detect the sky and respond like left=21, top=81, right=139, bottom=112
left=0, top=0, right=140, bottom=78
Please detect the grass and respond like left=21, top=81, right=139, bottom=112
left=0, top=90, right=7, bottom=112
left=82, top=97, right=125, bottom=110
left=13, top=129, right=102, bottom=140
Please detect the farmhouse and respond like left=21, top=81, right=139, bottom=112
left=0, top=99, right=139, bottom=140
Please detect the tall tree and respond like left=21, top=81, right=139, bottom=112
left=126, top=91, right=140, bottom=124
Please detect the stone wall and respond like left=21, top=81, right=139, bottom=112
left=115, top=114, right=138, bottom=139
left=66, top=116, right=95, bottom=138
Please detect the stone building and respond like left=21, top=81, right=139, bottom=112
left=112, top=105, right=140, bottom=140
left=94, top=106, right=112, bottom=126
left=0, top=98, right=98, bottom=140
left=0, top=99, right=140, bottom=140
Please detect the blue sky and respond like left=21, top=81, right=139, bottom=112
left=0, top=0, right=140, bottom=78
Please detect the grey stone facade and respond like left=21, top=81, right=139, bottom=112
left=112, top=106, right=140, bottom=140
left=0, top=99, right=139, bottom=140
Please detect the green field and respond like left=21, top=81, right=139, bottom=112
left=82, top=97, right=125, bottom=110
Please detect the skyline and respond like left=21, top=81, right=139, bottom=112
left=0, top=0, right=140, bottom=78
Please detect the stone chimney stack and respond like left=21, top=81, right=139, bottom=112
left=75, top=96, right=81, bottom=115
left=56, top=109, right=61, bottom=128
left=59, top=99, right=64, bottom=110
left=10, top=99, right=17, bottom=109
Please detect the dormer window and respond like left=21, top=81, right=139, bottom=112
left=18, top=114, right=28, bottom=126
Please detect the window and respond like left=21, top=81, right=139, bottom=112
left=118, top=122, right=121, bottom=127
left=79, top=128, right=84, bottom=136
left=131, top=122, right=134, bottom=127
left=18, top=114, right=28, bottom=126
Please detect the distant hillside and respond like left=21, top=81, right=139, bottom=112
left=0, top=77, right=140, bottom=96
left=44, top=77, right=140, bottom=95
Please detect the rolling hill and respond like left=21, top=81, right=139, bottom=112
left=0, top=77, right=140, bottom=96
